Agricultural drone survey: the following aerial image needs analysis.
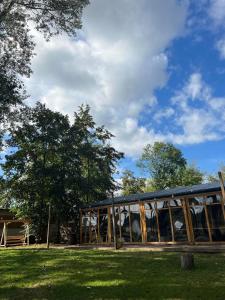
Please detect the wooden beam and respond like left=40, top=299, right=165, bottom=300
left=128, top=205, right=132, bottom=242
left=79, top=209, right=83, bottom=244
left=140, top=203, right=147, bottom=243
left=4, top=222, right=7, bottom=247
left=182, top=198, right=192, bottom=243
left=107, top=207, right=112, bottom=243
left=46, top=203, right=51, bottom=249
left=168, top=205, right=175, bottom=242
left=204, top=203, right=212, bottom=242
left=155, top=203, right=161, bottom=242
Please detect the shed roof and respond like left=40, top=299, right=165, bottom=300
left=82, top=181, right=224, bottom=209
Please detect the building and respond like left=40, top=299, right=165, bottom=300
left=80, top=181, right=225, bottom=245
left=0, top=209, right=29, bottom=247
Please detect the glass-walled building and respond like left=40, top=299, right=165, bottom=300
left=80, top=181, right=225, bottom=245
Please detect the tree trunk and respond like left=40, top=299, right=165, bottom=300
left=181, top=253, right=194, bottom=270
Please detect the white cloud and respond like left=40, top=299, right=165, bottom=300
left=25, top=0, right=188, bottom=157
left=216, top=38, right=225, bottom=59
left=165, top=72, right=225, bottom=144
left=209, top=0, right=225, bottom=25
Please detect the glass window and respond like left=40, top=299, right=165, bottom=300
left=157, top=208, right=172, bottom=242
left=171, top=208, right=188, bottom=241
left=169, top=199, right=182, bottom=207
left=90, top=210, right=98, bottom=243
left=99, top=210, right=108, bottom=243
left=157, top=200, right=169, bottom=209
left=207, top=204, right=225, bottom=241
left=206, top=194, right=222, bottom=205
left=82, top=211, right=90, bottom=243
left=189, top=206, right=209, bottom=241
left=188, top=197, right=205, bottom=206
left=120, top=206, right=131, bottom=242
left=110, top=206, right=120, bottom=241
left=130, top=204, right=142, bottom=242
left=145, top=209, right=158, bottom=242
left=144, top=202, right=154, bottom=210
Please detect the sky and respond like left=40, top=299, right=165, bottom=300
left=25, top=0, right=225, bottom=177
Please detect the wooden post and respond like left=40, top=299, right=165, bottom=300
left=4, top=222, right=7, bottom=247
left=218, top=171, right=225, bottom=221
left=79, top=209, right=83, bottom=244
left=107, top=207, right=112, bottom=243
left=46, top=203, right=51, bottom=249
left=111, top=193, right=118, bottom=249
left=219, top=171, right=225, bottom=200
left=181, top=253, right=194, bottom=270
left=140, top=203, right=147, bottom=243
left=26, top=224, right=30, bottom=246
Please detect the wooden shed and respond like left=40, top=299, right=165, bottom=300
left=0, top=209, right=30, bottom=247
left=80, top=180, right=225, bottom=245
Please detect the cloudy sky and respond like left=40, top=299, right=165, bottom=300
left=25, top=0, right=225, bottom=175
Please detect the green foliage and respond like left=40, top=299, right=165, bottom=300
left=2, top=103, right=123, bottom=241
left=180, top=164, right=204, bottom=186
left=207, top=165, right=225, bottom=183
left=137, top=142, right=203, bottom=190
left=0, top=0, right=89, bottom=136
left=121, top=170, right=145, bottom=196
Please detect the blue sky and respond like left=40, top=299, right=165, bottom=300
left=24, top=0, right=225, bottom=177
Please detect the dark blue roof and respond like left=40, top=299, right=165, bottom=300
left=82, top=181, right=224, bottom=209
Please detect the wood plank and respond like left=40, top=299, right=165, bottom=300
left=182, top=198, right=192, bottom=243
left=107, top=207, right=112, bottom=243
left=204, top=203, right=212, bottom=242
left=168, top=205, right=175, bottom=242
left=155, top=202, right=161, bottom=242
left=128, top=205, right=132, bottom=242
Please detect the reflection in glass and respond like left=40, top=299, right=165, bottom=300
left=82, top=212, right=90, bottom=243
left=120, top=206, right=130, bottom=242
left=171, top=208, right=187, bottom=241
left=145, top=209, right=158, bottom=242
left=158, top=208, right=172, bottom=242
left=90, top=210, right=98, bottom=243
left=110, top=206, right=120, bottom=242
left=99, top=212, right=108, bottom=243
left=130, top=204, right=142, bottom=242
left=190, top=206, right=209, bottom=241
left=207, top=204, right=225, bottom=241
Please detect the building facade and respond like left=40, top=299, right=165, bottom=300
left=80, top=182, right=225, bottom=245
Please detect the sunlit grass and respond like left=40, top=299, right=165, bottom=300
left=0, top=249, right=225, bottom=299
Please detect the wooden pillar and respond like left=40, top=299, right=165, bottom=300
left=218, top=172, right=225, bottom=221
left=111, top=194, right=118, bottom=249
left=26, top=224, right=30, bottom=246
left=46, top=203, right=51, bottom=249
left=128, top=205, right=132, bottom=242
left=89, top=211, right=92, bottom=243
left=107, top=207, right=112, bottom=243
left=185, top=198, right=195, bottom=244
left=97, top=209, right=100, bottom=243
left=4, top=222, right=7, bottom=247
left=168, top=204, right=175, bottom=242
left=182, top=198, right=192, bottom=244
left=79, top=209, right=83, bottom=244
left=204, top=203, right=212, bottom=242
left=155, top=202, right=161, bottom=242
left=140, top=203, right=147, bottom=243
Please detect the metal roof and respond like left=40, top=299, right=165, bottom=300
left=82, top=181, right=224, bottom=209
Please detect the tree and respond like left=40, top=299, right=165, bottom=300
left=137, top=142, right=203, bottom=190
left=207, top=165, right=225, bottom=183
left=2, top=103, right=123, bottom=241
left=0, top=0, right=90, bottom=124
left=121, top=170, right=146, bottom=196
left=180, top=164, right=203, bottom=186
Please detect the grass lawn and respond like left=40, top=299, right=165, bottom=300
left=0, top=248, right=225, bottom=299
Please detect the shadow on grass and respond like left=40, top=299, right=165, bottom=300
left=0, top=250, right=225, bottom=299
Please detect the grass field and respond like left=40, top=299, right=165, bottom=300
left=0, top=248, right=225, bottom=300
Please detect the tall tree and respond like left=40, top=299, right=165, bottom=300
left=2, top=103, right=123, bottom=241
left=137, top=142, right=203, bottom=190
left=121, top=170, right=146, bottom=196
left=0, top=0, right=90, bottom=126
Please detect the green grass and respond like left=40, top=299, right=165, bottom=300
left=0, top=248, right=225, bottom=300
